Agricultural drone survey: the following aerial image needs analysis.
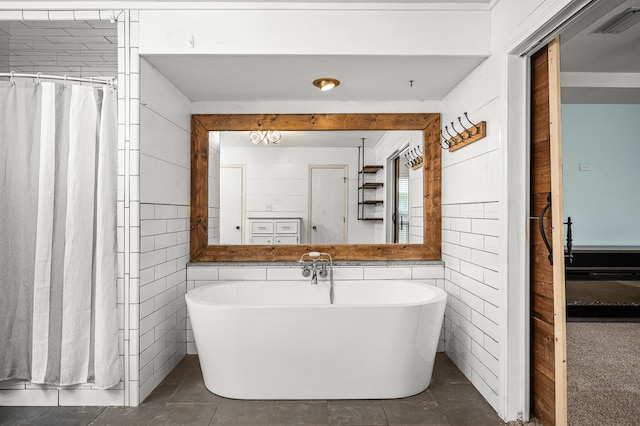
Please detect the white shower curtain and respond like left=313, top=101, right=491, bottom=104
left=0, top=81, right=121, bottom=388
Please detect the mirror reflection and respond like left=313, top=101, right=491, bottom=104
left=207, top=130, right=424, bottom=245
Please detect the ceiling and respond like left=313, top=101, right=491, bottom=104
left=560, top=0, right=640, bottom=103
left=145, top=54, right=487, bottom=102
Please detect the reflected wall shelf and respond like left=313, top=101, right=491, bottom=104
left=361, top=165, right=383, bottom=173
left=357, top=138, right=384, bottom=221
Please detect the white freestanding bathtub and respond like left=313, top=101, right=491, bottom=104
left=186, top=280, right=447, bottom=400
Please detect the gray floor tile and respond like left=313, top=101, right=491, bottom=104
left=168, top=370, right=223, bottom=404
left=270, top=401, right=329, bottom=425
left=429, top=383, right=505, bottom=425
left=382, top=401, right=446, bottom=425
left=430, top=353, right=470, bottom=385
left=328, top=400, right=387, bottom=425
left=90, top=385, right=178, bottom=425
left=0, top=406, right=50, bottom=425
left=150, top=402, right=217, bottom=426
left=0, top=353, right=504, bottom=426
left=161, top=355, right=197, bottom=386
left=210, top=400, right=272, bottom=424
left=29, top=406, right=106, bottom=426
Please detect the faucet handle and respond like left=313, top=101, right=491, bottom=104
left=301, top=265, right=311, bottom=278
left=318, top=264, right=328, bottom=278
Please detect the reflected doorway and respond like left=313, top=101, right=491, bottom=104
left=309, top=165, right=347, bottom=244
left=393, top=154, right=410, bottom=244
left=220, top=165, right=244, bottom=245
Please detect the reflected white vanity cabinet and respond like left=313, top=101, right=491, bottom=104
left=248, top=218, right=302, bottom=245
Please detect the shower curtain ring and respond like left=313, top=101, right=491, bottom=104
left=36, top=72, right=41, bottom=86
left=10, top=71, right=15, bottom=85
left=63, top=74, right=68, bottom=87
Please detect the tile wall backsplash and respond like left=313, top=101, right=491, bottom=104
left=185, top=263, right=446, bottom=354
left=138, top=203, right=188, bottom=402
left=441, top=201, right=500, bottom=408
left=138, top=56, right=191, bottom=403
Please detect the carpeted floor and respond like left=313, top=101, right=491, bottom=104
left=566, top=322, right=640, bottom=425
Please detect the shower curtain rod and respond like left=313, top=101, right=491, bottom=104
left=0, top=72, right=117, bottom=88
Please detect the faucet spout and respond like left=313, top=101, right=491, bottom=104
left=298, top=252, right=334, bottom=303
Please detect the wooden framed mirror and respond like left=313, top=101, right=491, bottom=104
left=190, top=113, right=441, bottom=262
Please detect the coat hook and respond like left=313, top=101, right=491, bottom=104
left=451, top=120, right=466, bottom=140
left=440, top=130, right=450, bottom=149
left=458, top=116, right=472, bottom=138
left=445, top=126, right=456, bottom=146
left=464, top=112, right=480, bottom=134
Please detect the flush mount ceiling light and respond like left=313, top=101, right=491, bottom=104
left=594, top=8, right=640, bottom=33
left=313, top=78, right=340, bottom=91
left=249, top=130, right=281, bottom=145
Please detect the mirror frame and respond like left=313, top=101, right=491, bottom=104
left=190, top=113, right=441, bottom=262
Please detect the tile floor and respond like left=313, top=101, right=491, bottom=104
left=0, top=353, right=506, bottom=425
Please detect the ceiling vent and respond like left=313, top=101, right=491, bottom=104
left=594, top=8, right=640, bottom=33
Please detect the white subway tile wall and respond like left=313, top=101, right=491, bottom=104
left=442, top=201, right=500, bottom=408
left=138, top=203, right=188, bottom=402
left=137, top=53, right=191, bottom=403
left=185, top=263, right=446, bottom=354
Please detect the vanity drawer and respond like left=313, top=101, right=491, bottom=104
left=251, top=221, right=274, bottom=234
left=275, top=235, right=298, bottom=244
left=275, top=221, right=299, bottom=234
left=250, top=236, right=273, bottom=244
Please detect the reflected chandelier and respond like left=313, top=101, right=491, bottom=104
left=249, top=130, right=281, bottom=145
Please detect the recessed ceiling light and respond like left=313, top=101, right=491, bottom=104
left=313, top=78, right=340, bottom=91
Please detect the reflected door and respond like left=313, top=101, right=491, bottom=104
left=220, top=166, right=244, bottom=245
left=310, top=166, right=347, bottom=244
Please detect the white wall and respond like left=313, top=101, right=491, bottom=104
left=138, top=58, right=191, bottom=402
left=221, top=144, right=380, bottom=244
left=440, top=0, right=592, bottom=421
left=139, top=9, right=489, bottom=57
left=208, top=132, right=221, bottom=245
left=562, top=104, right=640, bottom=247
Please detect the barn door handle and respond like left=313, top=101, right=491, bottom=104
left=565, top=216, right=573, bottom=264
left=538, top=192, right=553, bottom=265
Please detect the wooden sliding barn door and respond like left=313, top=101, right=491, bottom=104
left=530, top=37, right=568, bottom=426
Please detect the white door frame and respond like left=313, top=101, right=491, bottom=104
left=501, top=0, right=595, bottom=421
left=308, top=164, right=348, bottom=244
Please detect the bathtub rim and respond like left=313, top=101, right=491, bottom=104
left=186, top=279, right=447, bottom=309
